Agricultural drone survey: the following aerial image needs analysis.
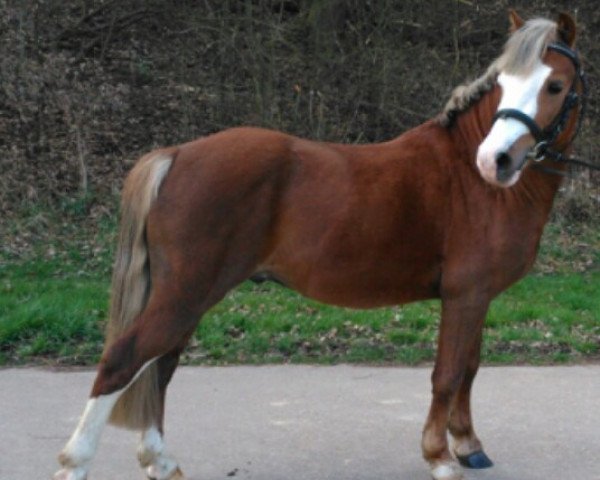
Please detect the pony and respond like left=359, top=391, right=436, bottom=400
left=53, top=10, right=586, bottom=480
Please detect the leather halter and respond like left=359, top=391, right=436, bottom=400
left=491, top=42, right=587, bottom=163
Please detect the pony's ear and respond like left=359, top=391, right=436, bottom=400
left=508, top=9, right=524, bottom=32
left=557, top=12, right=577, bottom=46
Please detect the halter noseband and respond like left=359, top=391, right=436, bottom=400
left=491, top=42, right=588, bottom=163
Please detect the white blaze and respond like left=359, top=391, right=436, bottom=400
left=476, top=62, right=552, bottom=186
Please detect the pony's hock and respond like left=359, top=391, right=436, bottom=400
left=53, top=10, right=585, bottom=480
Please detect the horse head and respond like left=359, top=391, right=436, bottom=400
left=476, top=11, right=586, bottom=187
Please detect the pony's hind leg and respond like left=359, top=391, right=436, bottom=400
left=54, top=292, right=200, bottom=480
left=137, top=349, right=185, bottom=480
left=138, top=426, right=184, bottom=480
left=53, top=359, right=158, bottom=480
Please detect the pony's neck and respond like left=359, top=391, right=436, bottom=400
left=450, top=84, right=502, bottom=161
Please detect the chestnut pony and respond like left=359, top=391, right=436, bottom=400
left=54, top=11, right=586, bottom=480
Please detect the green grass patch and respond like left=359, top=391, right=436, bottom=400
left=483, top=273, right=600, bottom=363
left=0, top=261, right=107, bottom=364
left=1, top=206, right=599, bottom=366
left=1, top=256, right=599, bottom=365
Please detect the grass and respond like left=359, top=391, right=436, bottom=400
left=0, top=264, right=107, bottom=365
left=190, top=273, right=600, bottom=365
left=1, top=202, right=599, bottom=366
left=2, top=265, right=599, bottom=366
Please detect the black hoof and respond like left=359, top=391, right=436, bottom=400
left=457, top=450, right=493, bottom=469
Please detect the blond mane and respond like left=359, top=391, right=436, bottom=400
left=438, top=18, right=558, bottom=126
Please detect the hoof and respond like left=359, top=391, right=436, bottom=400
left=148, top=467, right=185, bottom=480
left=52, top=468, right=87, bottom=480
left=170, top=468, right=185, bottom=480
left=431, top=462, right=464, bottom=480
left=138, top=448, right=155, bottom=468
left=457, top=450, right=493, bottom=469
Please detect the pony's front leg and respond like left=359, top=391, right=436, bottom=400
left=422, top=295, right=489, bottom=480
left=447, top=329, right=493, bottom=470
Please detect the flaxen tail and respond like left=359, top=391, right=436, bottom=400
left=105, top=151, right=173, bottom=429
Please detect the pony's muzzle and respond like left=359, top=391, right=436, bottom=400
left=476, top=145, right=523, bottom=188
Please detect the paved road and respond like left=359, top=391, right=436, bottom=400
left=1, top=365, right=599, bottom=480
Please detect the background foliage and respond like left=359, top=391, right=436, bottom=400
left=1, top=0, right=599, bottom=225
left=1, top=1, right=599, bottom=365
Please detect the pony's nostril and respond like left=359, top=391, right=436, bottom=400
left=495, top=152, right=512, bottom=171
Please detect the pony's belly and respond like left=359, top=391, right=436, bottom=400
left=262, top=264, right=440, bottom=309
left=307, top=275, right=438, bottom=309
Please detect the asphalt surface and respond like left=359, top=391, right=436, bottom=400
left=1, top=365, right=599, bottom=480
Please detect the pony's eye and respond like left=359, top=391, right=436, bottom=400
left=547, top=81, right=564, bottom=95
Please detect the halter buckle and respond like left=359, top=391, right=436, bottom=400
left=532, top=141, right=548, bottom=161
